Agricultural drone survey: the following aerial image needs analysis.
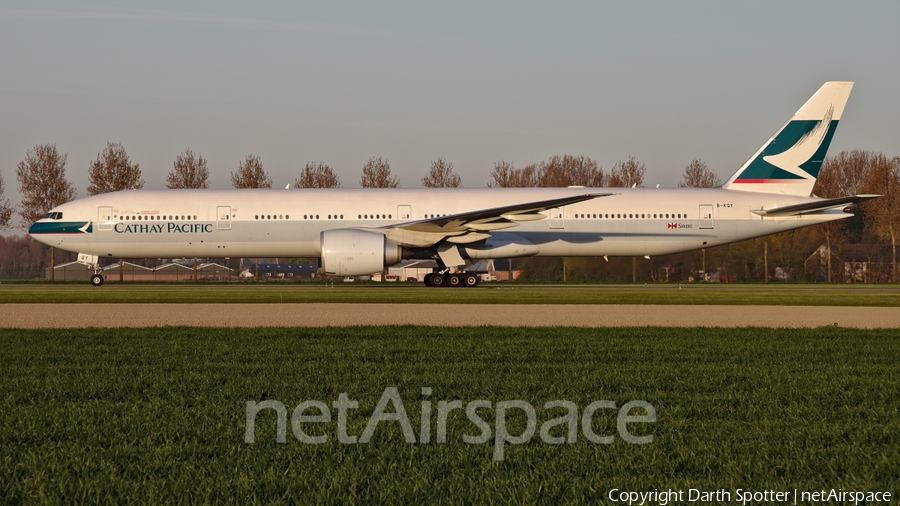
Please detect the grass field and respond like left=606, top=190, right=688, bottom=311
left=2, top=282, right=899, bottom=306
left=1, top=326, right=898, bottom=504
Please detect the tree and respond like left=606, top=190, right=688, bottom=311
left=421, top=158, right=461, bottom=188
left=166, top=149, right=210, bottom=189
left=608, top=156, right=646, bottom=187
left=860, top=153, right=900, bottom=282
left=810, top=150, right=884, bottom=280
left=0, top=173, right=13, bottom=229
left=16, top=144, right=77, bottom=226
left=678, top=158, right=721, bottom=188
left=536, top=155, right=604, bottom=187
left=812, top=157, right=847, bottom=281
left=295, top=162, right=341, bottom=188
left=87, top=142, right=144, bottom=195
left=820, top=149, right=871, bottom=196
left=231, top=154, right=272, bottom=189
left=16, top=143, right=77, bottom=281
left=360, top=157, right=399, bottom=188
left=488, top=160, right=539, bottom=188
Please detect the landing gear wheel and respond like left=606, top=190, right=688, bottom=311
left=430, top=273, right=446, bottom=287
left=424, top=273, right=434, bottom=287
left=463, top=273, right=479, bottom=287
left=90, top=274, right=104, bottom=287
left=448, top=274, right=462, bottom=287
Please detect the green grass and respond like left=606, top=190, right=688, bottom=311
left=2, top=282, right=899, bottom=305
left=1, top=326, right=898, bottom=504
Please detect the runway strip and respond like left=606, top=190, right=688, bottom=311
left=2, top=304, right=898, bottom=328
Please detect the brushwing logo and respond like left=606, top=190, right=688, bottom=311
left=761, top=105, right=834, bottom=182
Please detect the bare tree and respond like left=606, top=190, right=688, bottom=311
left=16, top=144, right=77, bottom=225
left=678, top=158, right=721, bottom=188
left=16, top=143, right=77, bottom=281
left=87, top=142, right=144, bottom=195
left=166, top=149, right=210, bottom=189
left=488, top=160, right=540, bottom=188
left=860, top=153, right=900, bottom=282
left=488, top=160, right=515, bottom=188
left=536, top=155, right=604, bottom=187
left=811, top=150, right=882, bottom=281
left=421, top=158, right=461, bottom=188
left=823, top=149, right=871, bottom=196
left=295, top=162, right=341, bottom=188
left=231, top=154, right=272, bottom=189
left=811, top=157, right=848, bottom=281
left=360, top=157, right=399, bottom=188
left=0, top=173, right=13, bottom=229
left=608, top=156, right=646, bottom=187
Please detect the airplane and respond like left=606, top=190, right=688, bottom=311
left=29, top=81, right=877, bottom=287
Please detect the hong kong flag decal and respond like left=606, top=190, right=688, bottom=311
left=667, top=223, right=677, bottom=229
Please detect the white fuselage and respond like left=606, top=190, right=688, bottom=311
left=30, top=187, right=846, bottom=263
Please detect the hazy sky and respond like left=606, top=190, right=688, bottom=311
left=1, top=1, right=898, bottom=226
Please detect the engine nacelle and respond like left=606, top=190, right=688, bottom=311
left=320, top=229, right=401, bottom=276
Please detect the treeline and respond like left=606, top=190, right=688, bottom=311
left=0, top=235, right=73, bottom=279
left=0, top=142, right=897, bottom=282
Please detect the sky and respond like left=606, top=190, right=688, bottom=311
left=1, top=1, right=898, bottom=228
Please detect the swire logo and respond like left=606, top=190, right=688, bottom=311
left=667, top=223, right=692, bottom=230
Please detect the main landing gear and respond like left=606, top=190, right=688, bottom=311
left=423, top=272, right=479, bottom=288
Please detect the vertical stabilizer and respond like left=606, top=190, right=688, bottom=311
left=722, top=81, right=853, bottom=196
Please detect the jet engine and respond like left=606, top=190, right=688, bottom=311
left=320, top=229, right=401, bottom=276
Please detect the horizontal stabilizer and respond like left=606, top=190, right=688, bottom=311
left=751, top=195, right=880, bottom=217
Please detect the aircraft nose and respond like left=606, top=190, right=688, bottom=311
left=28, top=220, right=51, bottom=245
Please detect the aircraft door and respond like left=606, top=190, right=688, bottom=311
left=217, top=206, right=232, bottom=230
left=550, top=207, right=565, bottom=229
left=699, top=204, right=714, bottom=229
left=397, top=205, right=412, bottom=223
left=98, top=206, right=113, bottom=231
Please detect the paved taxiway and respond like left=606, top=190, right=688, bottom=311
left=2, top=304, right=898, bottom=328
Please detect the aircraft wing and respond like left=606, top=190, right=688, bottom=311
left=359, top=193, right=614, bottom=247
left=751, top=195, right=880, bottom=217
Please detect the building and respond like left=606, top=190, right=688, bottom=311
left=240, top=263, right=317, bottom=280
left=47, top=260, right=232, bottom=281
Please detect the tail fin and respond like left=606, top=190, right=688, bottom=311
left=722, top=81, right=853, bottom=196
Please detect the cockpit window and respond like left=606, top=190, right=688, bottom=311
left=42, top=212, right=63, bottom=220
